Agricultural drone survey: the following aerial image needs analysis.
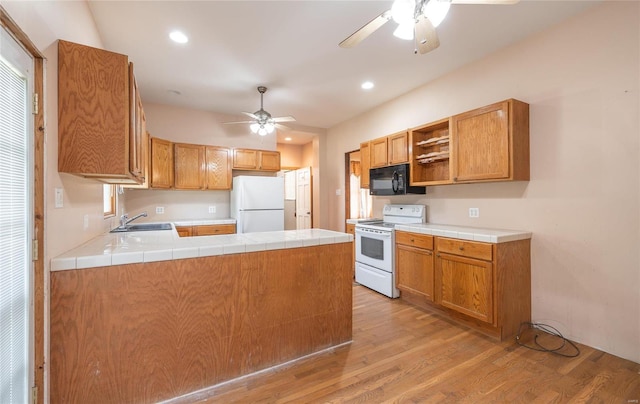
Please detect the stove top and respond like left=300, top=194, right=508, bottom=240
left=355, top=204, right=426, bottom=231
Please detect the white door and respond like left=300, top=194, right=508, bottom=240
left=0, top=26, right=34, bottom=404
left=295, top=167, right=312, bottom=229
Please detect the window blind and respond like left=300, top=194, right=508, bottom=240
left=0, top=27, right=32, bottom=404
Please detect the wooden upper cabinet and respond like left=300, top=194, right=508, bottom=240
left=259, top=150, right=281, bottom=171
left=150, top=137, right=174, bottom=189
left=174, top=143, right=205, bottom=190
left=369, top=131, right=409, bottom=168
left=370, top=137, right=388, bottom=168
left=204, top=146, right=232, bottom=190
left=451, top=99, right=529, bottom=183
left=232, top=148, right=281, bottom=171
left=58, top=40, right=145, bottom=184
left=360, top=142, right=371, bottom=189
left=388, top=131, right=409, bottom=165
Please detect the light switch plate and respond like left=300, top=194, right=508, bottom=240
left=156, top=207, right=165, bottom=214
left=54, top=188, right=63, bottom=208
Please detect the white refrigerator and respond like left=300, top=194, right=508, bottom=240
left=230, top=176, right=285, bottom=233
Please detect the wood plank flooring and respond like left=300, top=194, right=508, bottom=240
left=172, top=285, right=640, bottom=403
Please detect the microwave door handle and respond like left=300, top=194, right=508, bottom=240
left=392, top=171, right=399, bottom=193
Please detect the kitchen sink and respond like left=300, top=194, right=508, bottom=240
left=110, top=223, right=173, bottom=233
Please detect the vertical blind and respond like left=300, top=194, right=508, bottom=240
left=0, top=27, right=32, bottom=404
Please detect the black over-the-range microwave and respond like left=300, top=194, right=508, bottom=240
left=369, top=164, right=426, bottom=196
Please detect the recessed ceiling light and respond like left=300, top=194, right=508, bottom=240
left=169, top=30, right=189, bottom=44
left=361, top=81, right=374, bottom=90
left=285, top=137, right=292, bottom=141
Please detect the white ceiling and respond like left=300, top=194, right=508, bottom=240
left=87, top=0, right=597, bottom=145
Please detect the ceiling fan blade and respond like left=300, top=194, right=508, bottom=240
left=241, top=111, right=258, bottom=119
left=272, top=116, right=296, bottom=123
left=223, top=120, right=255, bottom=125
left=339, top=10, right=391, bottom=48
left=275, top=123, right=291, bottom=131
left=450, top=0, right=519, bottom=4
left=415, top=16, right=440, bottom=54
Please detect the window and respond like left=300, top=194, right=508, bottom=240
left=103, top=184, right=116, bottom=217
left=0, top=25, right=34, bottom=404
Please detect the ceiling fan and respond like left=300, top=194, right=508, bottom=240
left=223, top=86, right=295, bottom=136
left=339, top=0, right=519, bottom=55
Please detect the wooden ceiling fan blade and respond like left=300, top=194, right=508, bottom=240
left=450, top=0, right=519, bottom=4
left=339, top=10, right=391, bottom=48
left=415, top=16, right=440, bottom=54
left=272, top=116, right=296, bottom=123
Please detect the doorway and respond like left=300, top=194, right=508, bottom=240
left=345, top=150, right=372, bottom=221
left=282, top=167, right=313, bottom=230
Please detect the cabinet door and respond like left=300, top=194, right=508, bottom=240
left=396, top=244, right=434, bottom=301
left=436, top=252, right=493, bottom=323
left=388, top=132, right=408, bottom=165
left=174, top=143, right=205, bottom=190
left=58, top=40, right=133, bottom=182
left=452, top=100, right=510, bottom=182
left=370, top=137, right=388, bottom=168
left=205, top=146, right=231, bottom=189
left=360, top=142, right=371, bottom=188
left=128, top=64, right=145, bottom=183
left=232, top=149, right=259, bottom=170
left=259, top=151, right=281, bottom=171
left=150, top=138, right=174, bottom=188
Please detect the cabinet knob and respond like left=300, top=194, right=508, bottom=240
left=410, top=238, right=415, bottom=242
left=453, top=177, right=458, bottom=182
left=459, top=246, right=464, bottom=250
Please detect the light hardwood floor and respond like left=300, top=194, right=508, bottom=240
left=178, top=285, right=640, bottom=403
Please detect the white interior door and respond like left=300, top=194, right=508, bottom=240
left=295, top=167, right=312, bottom=229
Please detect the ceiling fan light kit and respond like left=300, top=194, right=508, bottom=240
left=339, top=0, right=518, bottom=54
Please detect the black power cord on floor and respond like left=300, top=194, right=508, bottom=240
left=515, top=322, right=581, bottom=358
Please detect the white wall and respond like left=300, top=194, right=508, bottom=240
left=324, top=1, right=640, bottom=363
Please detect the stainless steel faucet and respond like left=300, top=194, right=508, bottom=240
left=119, top=211, right=148, bottom=228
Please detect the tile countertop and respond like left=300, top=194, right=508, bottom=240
left=346, top=218, right=379, bottom=224
left=51, top=226, right=353, bottom=272
left=394, top=223, right=531, bottom=244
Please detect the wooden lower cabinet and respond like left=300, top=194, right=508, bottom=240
left=395, top=231, right=434, bottom=302
left=396, top=233, right=530, bottom=340
left=345, top=223, right=356, bottom=277
left=176, top=224, right=236, bottom=237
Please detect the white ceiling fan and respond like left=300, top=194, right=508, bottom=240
left=339, top=0, right=519, bottom=54
left=223, top=86, right=295, bottom=136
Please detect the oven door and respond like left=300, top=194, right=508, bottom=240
left=355, top=226, right=393, bottom=272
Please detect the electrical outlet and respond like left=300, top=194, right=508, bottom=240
left=208, top=206, right=216, bottom=213
left=469, top=208, right=479, bottom=218
left=156, top=206, right=165, bottom=214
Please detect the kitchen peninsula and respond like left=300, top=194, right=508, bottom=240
left=50, top=227, right=353, bottom=403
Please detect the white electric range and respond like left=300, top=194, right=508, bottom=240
left=354, top=204, right=426, bottom=298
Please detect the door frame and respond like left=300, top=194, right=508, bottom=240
left=1, top=7, right=45, bottom=403
left=344, top=149, right=359, bottom=226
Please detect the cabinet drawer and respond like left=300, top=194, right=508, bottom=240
left=193, top=224, right=236, bottom=236
left=436, top=237, right=492, bottom=261
left=396, top=231, right=433, bottom=250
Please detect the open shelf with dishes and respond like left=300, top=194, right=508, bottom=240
left=409, top=118, right=452, bottom=185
